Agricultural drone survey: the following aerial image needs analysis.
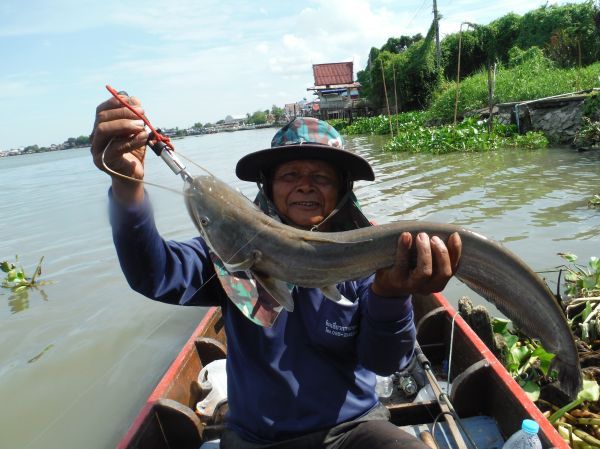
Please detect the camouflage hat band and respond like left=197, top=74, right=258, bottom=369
left=236, top=117, right=374, bottom=182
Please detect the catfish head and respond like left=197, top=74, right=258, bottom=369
left=183, top=175, right=266, bottom=272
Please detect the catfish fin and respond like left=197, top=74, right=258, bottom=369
left=251, top=270, right=295, bottom=312
left=320, top=285, right=354, bottom=307
left=223, top=250, right=262, bottom=272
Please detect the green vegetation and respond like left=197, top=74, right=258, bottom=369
left=492, top=317, right=555, bottom=401
left=429, top=49, right=600, bottom=122
left=559, top=253, right=600, bottom=302
left=385, top=117, right=548, bottom=154
left=350, top=2, right=600, bottom=154
left=330, top=111, right=426, bottom=136
left=1, top=256, right=46, bottom=292
left=10, top=135, right=91, bottom=154
left=358, top=2, right=600, bottom=114
left=246, top=105, right=286, bottom=125
left=246, top=110, right=269, bottom=125
left=357, top=23, right=440, bottom=112
left=574, top=93, right=600, bottom=149
left=582, top=92, right=600, bottom=119
left=492, top=252, right=600, bottom=445
left=330, top=112, right=548, bottom=154
left=2, top=256, right=50, bottom=315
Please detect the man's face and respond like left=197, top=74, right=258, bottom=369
left=271, top=159, right=340, bottom=229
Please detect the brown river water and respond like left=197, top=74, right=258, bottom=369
left=0, top=128, right=598, bottom=449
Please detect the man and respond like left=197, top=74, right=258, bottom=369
left=91, top=94, right=461, bottom=448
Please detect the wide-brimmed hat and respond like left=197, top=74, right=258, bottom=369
left=235, top=117, right=375, bottom=182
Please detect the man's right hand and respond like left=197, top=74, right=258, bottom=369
left=90, top=94, right=148, bottom=204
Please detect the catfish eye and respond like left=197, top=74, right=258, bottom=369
left=200, top=217, right=210, bottom=226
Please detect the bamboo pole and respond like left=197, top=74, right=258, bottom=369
left=453, top=24, right=465, bottom=125
left=380, top=59, right=394, bottom=137
left=433, top=0, right=441, bottom=69
left=454, top=22, right=476, bottom=124
left=392, top=63, right=399, bottom=133
left=486, top=62, right=496, bottom=133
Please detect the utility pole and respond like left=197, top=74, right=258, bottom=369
left=433, top=0, right=441, bottom=70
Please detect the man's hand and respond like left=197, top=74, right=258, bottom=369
left=90, top=94, right=148, bottom=204
left=371, top=232, right=462, bottom=297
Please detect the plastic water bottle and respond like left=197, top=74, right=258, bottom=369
left=502, top=419, right=542, bottom=449
left=375, top=375, right=394, bottom=398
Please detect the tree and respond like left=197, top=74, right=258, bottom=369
left=271, top=105, right=285, bottom=121
left=75, top=135, right=89, bottom=146
left=517, top=2, right=600, bottom=66
left=193, top=122, right=203, bottom=128
left=380, top=34, right=423, bottom=54
left=247, top=110, right=268, bottom=125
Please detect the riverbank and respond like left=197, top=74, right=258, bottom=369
left=1, top=123, right=279, bottom=158
left=0, top=142, right=91, bottom=158
left=330, top=89, right=600, bottom=154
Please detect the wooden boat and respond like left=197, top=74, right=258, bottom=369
left=117, top=293, right=568, bottom=449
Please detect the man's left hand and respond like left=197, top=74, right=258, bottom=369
left=371, top=232, right=462, bottom=297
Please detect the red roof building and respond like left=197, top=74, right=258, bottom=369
left=307, top=62, right=361, bottom=119
left=313, top=62, right=353, bottom=86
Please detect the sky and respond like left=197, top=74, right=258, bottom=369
left=0, top=0, right=571, bottom=150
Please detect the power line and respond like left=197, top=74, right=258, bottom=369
left=406, top=0, right=430, bottom=30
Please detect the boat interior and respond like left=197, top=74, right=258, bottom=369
left=122, top=294, right=556, bottom=449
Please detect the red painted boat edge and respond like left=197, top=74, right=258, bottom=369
left=116, top=307, right=219, bottom=449
left=432, top=292, right=567, bottom=448
left=117, top=295, right=569, bottom=448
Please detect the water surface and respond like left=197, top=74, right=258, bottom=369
left=0, top=130, right=598, bottom=448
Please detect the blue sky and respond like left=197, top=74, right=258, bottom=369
left=1, top=0, right=569, bottom=149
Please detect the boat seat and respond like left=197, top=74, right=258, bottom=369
left=152, top=398, right=204, bottom=449
left=195, top=337, right=227, bottom=364
left=449, top=359, right=492, bottom=416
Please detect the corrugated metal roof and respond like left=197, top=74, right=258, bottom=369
left=312, top=62, right=353, bottom=86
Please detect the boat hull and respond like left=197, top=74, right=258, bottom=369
left=117, top=293, right=568, bottom=449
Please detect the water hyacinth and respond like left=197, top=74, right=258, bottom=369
left=330, top=113, right=548, bottom=154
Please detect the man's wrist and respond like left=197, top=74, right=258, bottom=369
left=112, top=178, right=144, bottom=205
left=371, top=279, right=409, bottom=298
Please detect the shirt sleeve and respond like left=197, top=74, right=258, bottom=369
left=356, top=275, right=416, bottom=376
left=108, top=188, right=224, bottom=306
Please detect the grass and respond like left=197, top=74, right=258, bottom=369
left=427, top=57, right=600, bottom=123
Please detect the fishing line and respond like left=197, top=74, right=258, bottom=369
left=177, top=151, right=217, bottom=178
left=101, top=85, right=283, bottom=311
left=101, top=137, right=183, bottom=196
left=446, top=311, right=459, bottom=395
left=101, top=136, right=271, bottom=303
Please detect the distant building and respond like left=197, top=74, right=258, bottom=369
left=224, top=114, right=246, bottom=125
left=307, top=62, right=362, bottom=120
left=219, top=115, right=247, bottom=131
left=284, top=103, right=300, bottom=119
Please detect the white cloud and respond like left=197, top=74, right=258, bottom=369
left=256, top=43, right=269, bottom=54
left=0, top=0, right=584, bottom=148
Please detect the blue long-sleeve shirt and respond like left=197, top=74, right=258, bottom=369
left=108, top=191, right=416, bottom=443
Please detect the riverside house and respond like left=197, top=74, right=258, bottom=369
left=307, top=62, right=362, bottom=120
